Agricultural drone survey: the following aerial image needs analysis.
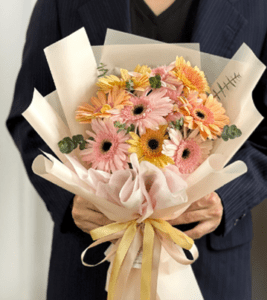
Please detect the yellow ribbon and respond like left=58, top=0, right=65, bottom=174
left=89, top=218, right=194, bottom=300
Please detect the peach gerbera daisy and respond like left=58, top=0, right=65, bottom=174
left=178, top=92, right=230, bottom=140
left=97, top=68, right=150, bottom=93
left=163, top=128, right=213, bottom=174
left=75, top=86, right=132, bottom=124
left=111, top=89, right=173, bottom=135
left=171, top=57, right=210, bottom=94
left=127, top=126, right=174, bottom=168
left=81, top=119, right=130, bottom=172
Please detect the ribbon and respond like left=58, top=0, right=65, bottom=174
left=81, top=218, right=196, bottom=300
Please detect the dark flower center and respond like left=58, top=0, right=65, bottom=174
left=148, top=139, right=159, bottom=150
left=182, top=148, right=190, bottom=159
left=102, top=141, right=112, bottom=152
left=133, top=105, right=144, bottom=115
left=196, top=110, right=206, bottom=119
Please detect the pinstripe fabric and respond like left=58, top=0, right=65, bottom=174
left=6, top=0, right=267, bottom=299
left=193, top=235, right=252, bottom=300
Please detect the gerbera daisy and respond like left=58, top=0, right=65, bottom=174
left=161, top=86, right=184, bottom=104
left=75, top=86, right=132, bottom=124
left=81, top=119, right=130, bottom=172
left=178, top=92, right=230, bottom=140
left=111, top=89, right=173, bottom=135
left=171, top=57, right=210, bottom=94
left=97, top=68, right=150, bottom=93
left=150, top=65, right=184, bottom=94
left=163, top=128, right=213, bottom=174
left=127, top=126, right=174, bottom=168
left=165, top=106, right=184, bottom=123
left=134, top=64, right=151, bottom=75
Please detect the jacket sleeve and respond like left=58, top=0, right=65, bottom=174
left=215, top=34, right=267, bottom=237
left=6, top=0, right=75, bottom=232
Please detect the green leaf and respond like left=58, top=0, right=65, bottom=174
left=149, top=75, right=162, bottom=89
left=58, top=137, right=76, bottom=154
left=221, top=124, right=242, bottom=141
left=236, top=129, right=242, bottom=137
left=126, top=80, right=134, bottom=92
left=72, top=134, right=84, bottom=144
left=221, top=134, right=229, bottom=142
left=79, top=141, right=86, bottom=150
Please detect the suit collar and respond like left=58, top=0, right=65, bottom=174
left=78, top=0, right=247, bottom=58
left=78, top=0, right=131, bottom=46
left=190, top=0, right=248, bottom=57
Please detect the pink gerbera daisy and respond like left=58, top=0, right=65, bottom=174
left=163, top=128, right=213, bottom=174
left=151, top=66, right=184, bottom=103
left=111, top=89, right=173, bottom=135
left=81, top=119, right=130, bottom=172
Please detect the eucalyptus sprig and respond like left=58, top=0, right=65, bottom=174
left=58, top=134, right=88, bottom=154
left=126, top=80, right=134, bottom=92
left=97, top=63, right=109, bottom=78
left=114, top=121, right=135, bottom=134
left=221, top=125, right=242, bottom=141
left=170, top=118, right=184, bottom=130
left=149, top=74, right=161, bottom=89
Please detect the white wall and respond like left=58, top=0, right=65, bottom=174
left=0, top=1, right=266, bottom=299
left=0, top=1, right=53, bottom=299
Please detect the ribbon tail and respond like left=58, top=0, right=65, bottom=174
left=108, top=222, right=137, bottom=300
left=113, top=228, right=143, bottom=300
left=158, top=232, right=199, bottom=265
left=150, top=233, right=162, bottom=300
left=141, top=220, right=154, bottom=300
left=81, top=230, right=126, bottom=267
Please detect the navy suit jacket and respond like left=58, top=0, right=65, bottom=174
left=6, top=0, right=267, bottom=299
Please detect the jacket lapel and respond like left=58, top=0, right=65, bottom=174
left=78, top=0, right=248, bottom=59
left=190, top=0, right=248, bottom=58
left=78, top=0, right=131, bottom=46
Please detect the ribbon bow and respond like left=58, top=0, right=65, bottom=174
left=81, top=218, right=198, bottom=300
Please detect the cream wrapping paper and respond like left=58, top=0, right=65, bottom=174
left=22, top=28, right=265, bottom=300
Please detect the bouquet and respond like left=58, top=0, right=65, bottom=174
left=23, top=28, right=265, bottom=300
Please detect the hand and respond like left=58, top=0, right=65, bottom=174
left=169, top=192, right=223, bottom=240
left=72, top=195, right=113, bottom=234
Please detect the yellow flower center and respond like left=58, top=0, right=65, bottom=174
left=100, top=104, right=112, bottom=114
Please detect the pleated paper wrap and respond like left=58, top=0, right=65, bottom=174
left=23, top=28, right=265, bottom=300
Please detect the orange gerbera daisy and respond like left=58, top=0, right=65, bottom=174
left=178, top=92, right=230, bottom=140
left=127, top=126, right=174, bottom=168
left=97, top=68, right=150, bottom=93
left=171, top=57, right=210, bottom=94
left=75, top=86, right=132, bottom=123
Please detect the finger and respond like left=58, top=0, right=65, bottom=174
left=169, top=209, right=210, bottom=226
left=185, top=193, right=218, bottom=212
left=184, top=220, right=215, bottom=240
left=77, top=222, right=100, bottom=234
left=85, top=209, right=113, bottom=226
left=72, top=205, right=112, bottom=227
left=86, top=200, right=102, bottom=212
left=74, top=195, right=101, bottom=212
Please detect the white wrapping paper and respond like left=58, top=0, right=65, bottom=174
left=22, top=28, right=265, bottom=300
